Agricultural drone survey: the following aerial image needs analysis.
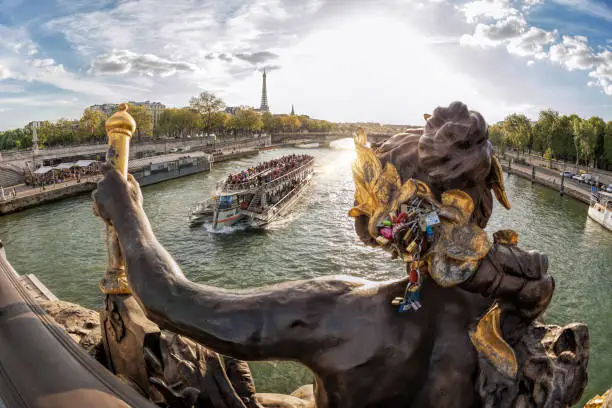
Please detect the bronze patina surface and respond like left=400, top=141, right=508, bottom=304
left=92, top=101, right=589, bottom=408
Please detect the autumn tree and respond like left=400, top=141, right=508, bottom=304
left=155, top=108, right=201, bottom=138
left=78, top=109, right=107, bottom=141
left=189, top=91, right=225, bottom=135
left=230, top=109, right=263, bottom=135
left=211, top=111, right=231, bottom=136
left=125, top=104, right=153, bottom=139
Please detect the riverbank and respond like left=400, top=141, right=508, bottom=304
left=0, top=148, right=259, bottom=216
left=501, top=161, right=592, bottom=204
left=0, top=180, right=99, bottom=215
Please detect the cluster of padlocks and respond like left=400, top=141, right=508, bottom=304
left=374, top=196, right=443, bottom=312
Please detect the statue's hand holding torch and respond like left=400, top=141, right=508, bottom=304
left=96, top=103, right=136, bottom=295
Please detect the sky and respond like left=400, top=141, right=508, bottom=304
left=0, top=0, right=611, bottom=129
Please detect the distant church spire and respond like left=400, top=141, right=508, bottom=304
left=259, top=69, right=270, bottom=113
left=291, top=104, right=295, bottom=115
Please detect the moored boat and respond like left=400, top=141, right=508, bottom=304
left=588, top=191, right=612, bottom=231
left=189, top=154, right=314, bottom=229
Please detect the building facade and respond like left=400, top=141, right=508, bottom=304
left=88, top=101, right=166, bottom=128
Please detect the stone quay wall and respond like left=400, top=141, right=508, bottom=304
left=0, top=181, right=98, bottom=215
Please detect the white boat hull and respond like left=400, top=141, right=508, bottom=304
left=588, top=204, right=612, bottom=231
left=214, top=207, right=245, bottom=228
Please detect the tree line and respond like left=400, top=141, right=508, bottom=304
left=0, top=91, right=336, bottom=151
left=489, top=110, right=612, bottom=170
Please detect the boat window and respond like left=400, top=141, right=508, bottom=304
left=219, top=195, right=233, bottom=209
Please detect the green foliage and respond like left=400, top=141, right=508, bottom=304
left=38, top=119, right=78, bottom=146
left=503, top=114, right=532, bottom=153
left=155, top=108, right=201, bottom=138
left=230, top=109, right=264, bottom=134
left=78, top=109, right=107, bottom=141
left=603, top=121, right=612, bottom=166
left=0, top=128, right=30, bottom=150
left=125, top=104, right=153, bottom=139
left=189, top=91, right=225, bottom=134
left=488, top=123, right=505, bottom=149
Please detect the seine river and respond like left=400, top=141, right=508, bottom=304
left=1, top=141, right=610, bottom=405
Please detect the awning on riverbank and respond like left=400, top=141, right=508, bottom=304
left=73, top=160, right=95, bottom=168
left=54, top=163, right=74, bottom=170
left=34, top=166, right=55, bottom=174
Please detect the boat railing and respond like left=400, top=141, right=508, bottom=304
left=217, top=158, right=314, bottom=193
left=243, top=176, right=310, bottom=220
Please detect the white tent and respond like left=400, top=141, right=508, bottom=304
left=34, top=166, right=55, bottom=174
left=54, top=163, right=74, bottom=170
left=74, top=160, right=95, bottom=168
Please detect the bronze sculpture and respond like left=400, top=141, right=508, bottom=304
left=92, top=101, right=588, bottom=407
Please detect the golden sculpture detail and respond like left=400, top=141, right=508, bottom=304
left=488, top=155, right=511, bottom=210
left=585, top=390, right=611, bottom=408
left=493, top=230, right=519, bottom=246
left=348, top=128, right=418, bottom=239
left=99, top=103, right=136, bottom=295
left=469, top=304, right=518, bottom=378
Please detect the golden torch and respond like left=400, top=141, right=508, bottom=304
left=99, top=103, right=136, bottom=295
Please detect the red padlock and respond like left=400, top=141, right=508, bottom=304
left=409, top=269, right=419, bottom=283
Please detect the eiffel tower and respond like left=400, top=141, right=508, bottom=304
left=259, top=69, right=270, bottom=113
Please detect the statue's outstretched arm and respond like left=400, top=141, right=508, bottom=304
left=92, top=169, right=352, bottom=362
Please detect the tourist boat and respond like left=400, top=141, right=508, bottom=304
left=189, top=154, right=314, bottom=229
left=588, top=190, right=612, bottom=231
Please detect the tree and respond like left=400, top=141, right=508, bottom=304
left=211, top=111, right=231, bottom=136
left=189, top=91, right=225, bottom=135
left=604, top=121, right=612, bottom=169
left=78, top=109, right=107, bottom=142
left=532, top=110, right=559, bottom=154
left=230, top=109, right=263, bottom=135
left=126, top=104, right=153, bottom=139
left=488, top=123, right=505, bottom=150
left=503, top=114, right=531, bottom=155
left=588, top=116, right=606, bottom=167
left=155, top=108, right=201, bottom=138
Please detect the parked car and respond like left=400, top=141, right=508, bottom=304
left=606, top=184, right=612, bottom=193
left=560, top=171, right=574, bottom=178
left=572, top=174, right=583, bottom=181
left=169, top=147, right=179, bottom=153
left=582, top=174, right=594, bottom=184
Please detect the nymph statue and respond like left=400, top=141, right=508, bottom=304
left=93, top=101, right=588, bottom=408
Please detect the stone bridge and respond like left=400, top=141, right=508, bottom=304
left=272, top=132, right=393, bottom=147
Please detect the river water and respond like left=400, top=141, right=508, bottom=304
left=1, top=140, right=610, bottom=405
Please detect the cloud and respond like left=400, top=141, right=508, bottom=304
left=458, top=0, right=518, bottom=23
left=527, top=59, right=535, bottom=66
left=89, top=49, right=198, bottom=77
left=549, top=35, right=597, bottom=70
left=460, top=16, right=526, bottom=47
left=0, top=64, right=10, bottom=80
left=459, top=0, right=610, bottom=95
left=507, top=26, right=556, bottom=58
left=235, top=51, right=279, bottom=64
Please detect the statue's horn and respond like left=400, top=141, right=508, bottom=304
left=469, top=304, right=518, bottom=378
left=424, top=113, right=432, bottom=121
left=99, top=103, right=136, bottom=295
left=487, top=156, right=511, bottom=210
